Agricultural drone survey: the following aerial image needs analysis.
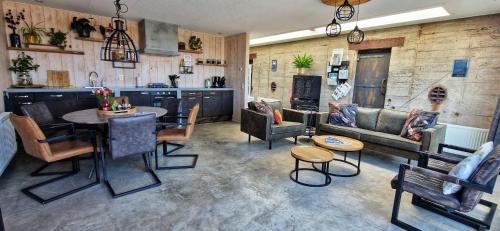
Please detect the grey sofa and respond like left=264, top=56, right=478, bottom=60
left=241, top=101, right=306, bottom=149
left=315, top=107, right=446, bottom=160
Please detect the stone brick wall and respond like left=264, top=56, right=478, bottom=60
left=250, top=14, right=500, bottom=129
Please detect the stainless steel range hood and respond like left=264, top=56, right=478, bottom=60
left=139, top=19, right=179, bottom=56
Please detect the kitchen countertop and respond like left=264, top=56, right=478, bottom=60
left=4, top=87, right=234, bottom=94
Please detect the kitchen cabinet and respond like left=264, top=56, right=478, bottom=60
left=35, top=93, right=77, bottom=118
left=221, top=91, right=233, bottom=116
left=76, top=92, right=98, bottom=110
left=120, top=91, right=151, bottom=106
left=181, top=91, right=202, bottom=118
left=202, top=91, right=222, bottom=117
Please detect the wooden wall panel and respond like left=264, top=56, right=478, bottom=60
left=2, top=1, right=224, bottom=88
left=225, top=33, right=249, bottom=122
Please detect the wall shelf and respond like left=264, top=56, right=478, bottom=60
left=6, top=47, right=85, bottom=55
left=197, top=63, right=226, bottom=67
left=179, top=49, right=203, bottom=54
left=74, top=37, right=104, bottom=43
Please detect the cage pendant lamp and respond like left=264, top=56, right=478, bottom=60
left=326, top=1, right=341, bottom=37
left=336, top=0, right=355, bottom=21
left=347, top=0, right=365, bottom=44
left=100, top=0, right=139, bottom=68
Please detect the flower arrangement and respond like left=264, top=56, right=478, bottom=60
left=4, top=9, right=25, bottom=34
left=94, top=88, right=112, bottom=111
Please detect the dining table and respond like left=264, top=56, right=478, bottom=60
left=62, top=106, right=168, bottom=180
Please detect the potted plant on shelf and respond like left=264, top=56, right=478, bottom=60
left=188, top=36, right=202, bottom=51
left=293, top=53, right=313, bottom=75
left=21, top=21, right=45, bottom=44
left=4, top=9, right=25, bottom=48
left=70, top=17, right=96, bottom=38
left=9, top=52, right=40, bottom=86
left=45, top=28, right=68, bottom=49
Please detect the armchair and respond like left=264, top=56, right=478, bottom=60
left=241, top=101, right=306, bottom=150
left=391, top=145, right=500, bottom=231
left=20, top=102, right=74, bottom=137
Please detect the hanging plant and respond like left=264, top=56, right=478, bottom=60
left=70, top=17, right=96, bottom=38
left=45, top=28, right=68, bottom=48
left=188, top=36, right=202, bottom=50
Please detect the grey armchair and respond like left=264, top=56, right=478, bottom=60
left=241, top=101, right=306, bottom=149
left=391, top=144, right=500, bottom=231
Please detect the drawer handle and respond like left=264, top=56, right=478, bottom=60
left=50, top=94, right=63, bottom=98
left=203, top=96, right=210, bottom=99
left=15, top=95, right=29, bottom=98
left=188, top=92, right=196, bottom=95
left=141, top=92, right=149, bottom=95
left=154, top=96, right=164, bottom=99
left=20, top=102, right=32, bottom=105
left=189, top=97, right=196, bottom=100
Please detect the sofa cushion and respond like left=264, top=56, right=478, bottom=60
left=271, top=121, right=304, bottom=135
left=356, top=107, right=380, bottom=130
left=401, top=109, right=440, bottom=141
left=360, top=130, right=422, bottom=152
left=248, top=101, right=257, bottom=111
left=328, top=103, right=357, bottom=127
left=375, top=109, right=408, bottom=135
left=319, top=124, right=362, bottom=140
left=262, top=100, right=283, bottom=115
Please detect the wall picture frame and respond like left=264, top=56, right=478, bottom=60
left=271, top=60, right=278, bottom=72
left=452, top=59, right=469, bottom=77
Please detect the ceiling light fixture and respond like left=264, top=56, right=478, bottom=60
left=347, top=0, right=364, bottom=44
left=326, top=1, right=342, bottom=37
left=100, top=0, right=139, bottom=69
left=250, top=7, right=449, bottom=46
left=336, top=0, right=355, bottom=21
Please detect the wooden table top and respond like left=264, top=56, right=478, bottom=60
left=312, top=135, right=364, bottom=152
left=291, top=146, right=335, bottom=163
left=62, top=106, right=167, bottom=124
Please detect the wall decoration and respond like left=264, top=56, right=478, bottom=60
left=339, top=68, right=349, bottom=79
left=70, top=17, right=96, bottom=38
left=451, top=59, right=469, bottom=77
left=271, top=82, right=277, bottom=92
left=327, top=72, right=338, bottom=85
left=330, top=48, right=343, bottom=66
left=189, top=35, right=203, bottom=50
left=332, top=82, right=351, bottom=100
left=4, top=9, right=25, bottom=48
left=271, top=60, right=277, bottom=72
left=293, top=53, right=313, bottom=75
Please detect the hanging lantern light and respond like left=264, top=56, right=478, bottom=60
left=326, top=1, right=341, bottom=37
left=347, top=1, right=365, bottom=44
left=336, top=0, right=355, bottom=21
left=100, top=0, right=139, bottom=69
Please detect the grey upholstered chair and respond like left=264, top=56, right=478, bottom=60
left=241, top=100, right=307, bottom=149
left=391, top=145, right=500, bottom=230
left=20, top=102, right=74, bottom=136
left=488, top=96, right=500, bottom=146
left=104, top=113, right=161, bottom=198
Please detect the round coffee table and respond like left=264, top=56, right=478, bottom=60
left=290, top=146, right=334, bottom=187
left=312, top=135, right=364, bottom=177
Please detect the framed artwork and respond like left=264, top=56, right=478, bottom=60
left=271, top=60, right=277, bottom=72
left=330, top=48, right=343, bottom=66
left=452, top=59, right=469, bottom=77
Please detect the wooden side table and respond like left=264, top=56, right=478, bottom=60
left=290, top=146, right=334, bottom=187
left=312, top=135, right=364, bottom=177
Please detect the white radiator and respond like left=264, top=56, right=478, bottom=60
left=444, top=123, right=489, bottom=156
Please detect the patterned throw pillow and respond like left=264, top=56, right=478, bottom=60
left=400, top=109, right=439, bottom=141
left=442, top=141, right=494, bottom=195
left=328, top=102, right=357, bottom=127
left=273, top=110, right=283, bottom=124
left=254, top=102, right=274, bottom=122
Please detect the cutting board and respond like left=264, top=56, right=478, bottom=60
left=47, top=70, right=70, bottom=87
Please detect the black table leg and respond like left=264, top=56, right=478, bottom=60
left=313, top=150, right=362, bottom=177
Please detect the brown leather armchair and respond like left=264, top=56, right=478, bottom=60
left=10, top=114, right=100, bottom=204
left=155, top=103, right=199, bottom=170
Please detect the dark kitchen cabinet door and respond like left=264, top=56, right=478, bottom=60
left=221, top=91, right=233, bottom=116
left=202, top=91, right=222, bottom=117
left=35, top=93, right=78, bottom=118
left=5, top=93, right=35, bottom=115
left=76, top=92, right=98, bottom=110
left=121, top=91, right=151, bottom=106
left=181, top=96, right=202, bottom=118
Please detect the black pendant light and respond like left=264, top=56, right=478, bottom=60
left=336, top=0, right=355, bottom=21
left=100, top=0, right=139, bottom=69
left=326, top=1, right=341, bottom=37
left=347, top=0, right=364, bottom=44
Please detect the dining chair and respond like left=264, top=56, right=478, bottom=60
left=20, top=102, right=75, bottom=136
left=104, top=113, right=161, bottom=198
left=155, top=103, right=199, bottom=170
left=9, top=114, right=99, bottom=204
left=160, top=98, right=187, bottom=154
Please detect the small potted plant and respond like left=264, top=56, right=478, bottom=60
left=45, top=28, right=68, bottom=49
left=188, top=36, right=202, bottom=51
left=21, top=21, right=45, bottom=44
left=9, top=52, right=40, bottom=86
left=293, top=53, right=314, bottom=75
left=4, top=9, right=25, bottom=47
left=70, top=17, right=96, bottom=38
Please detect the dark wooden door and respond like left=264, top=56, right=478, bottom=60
left=353, top=50, right=391, bottom=108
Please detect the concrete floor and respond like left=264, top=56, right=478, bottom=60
left=0, top=122, right=499, bottom=231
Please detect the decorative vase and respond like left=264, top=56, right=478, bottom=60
left=9, top=33, right=21, bottom=48
left=16, top=71, right=32, bottom=86
left=78, top=30, right=90, bottom=38
left=25, top=35, right=38, bottom=44
left=298, top=68, right=308, bottom=75
left=99, top=99, right=110, bottom=111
